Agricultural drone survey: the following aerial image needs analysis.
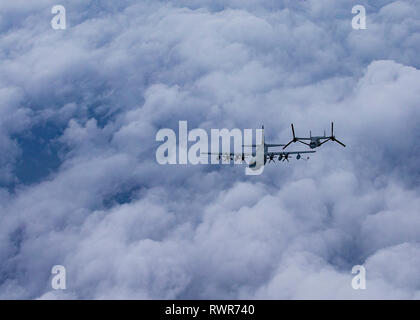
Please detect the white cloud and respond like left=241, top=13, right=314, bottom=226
left=0, top=0, right=419, bottom=299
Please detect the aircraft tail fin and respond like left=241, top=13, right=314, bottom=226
left=261, top=125, right=265, bottom=146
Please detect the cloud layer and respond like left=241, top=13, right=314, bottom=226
left=0, top=0, right=419, bottom=299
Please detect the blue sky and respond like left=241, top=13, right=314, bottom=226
left=0, top=0, right=419, bottom=299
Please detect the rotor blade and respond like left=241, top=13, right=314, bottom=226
left=282, top=140, right=294, bottom=149
left=291, top=124, right=295, bottom=139
left=335, top=139, right=346, bottom=147
left=319, top=138, right=331, bottom=145
left=297, top=140, right=310, bottom=146
left=331, top=122, right=334, bottom=136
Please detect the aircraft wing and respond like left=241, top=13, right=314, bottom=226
left=201, top=152, right=254, bottom=161
left=268, top=151, right=315, bottom=155
left=265, top=143, right=285, bottom=147
left=202, top=152, right=252, bottom=156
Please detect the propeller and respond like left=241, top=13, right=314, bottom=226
left=297, top=140, right=310, bottom=146
left=283, top=124, right=298, bottom=149
left=329, top=122, right=346, bottom=147
left=319, top=137, right=331, bottom=146
left=283, top=124, right=310, bottom=149
left=234, top=154, right=243, bottom=162
left=267, top=153, right=275, bottom=163
left=222, top=153, right=232, bottom=162
left=282, top=153, right=290, bottom=162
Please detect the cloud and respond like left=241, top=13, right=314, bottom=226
left=0, top=0, right=419, bottom=299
